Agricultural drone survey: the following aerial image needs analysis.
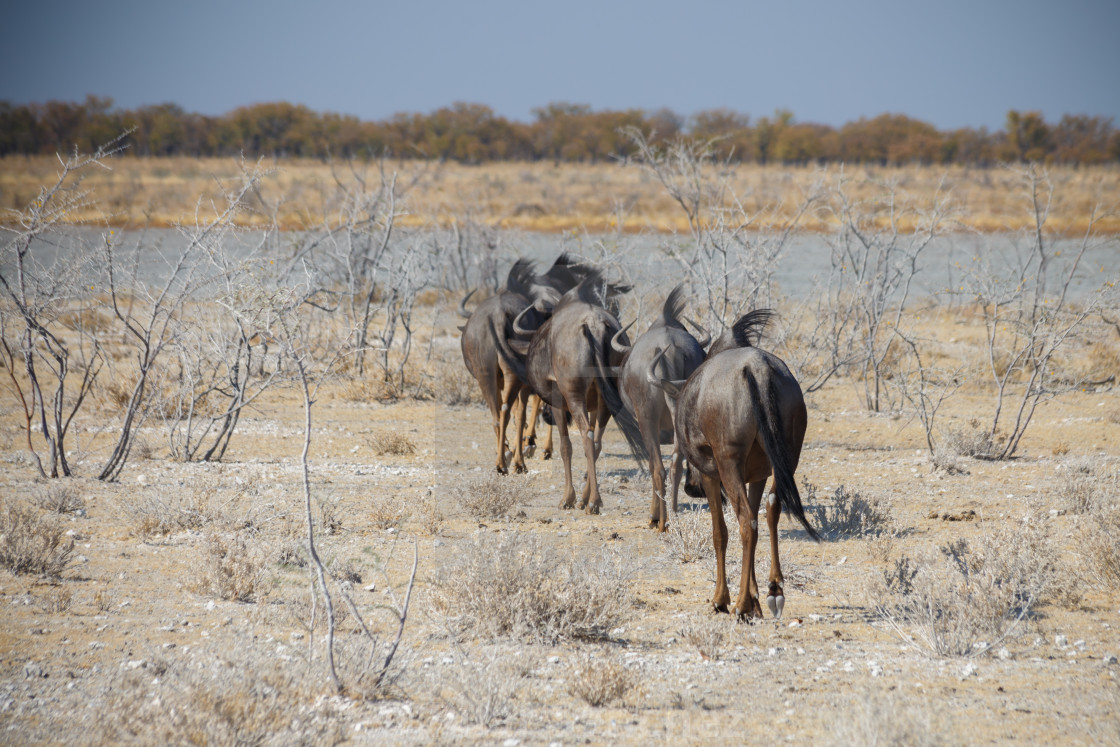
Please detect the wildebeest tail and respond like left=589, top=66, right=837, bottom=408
left=488, top=317, right=529, bottom=386
left=583, top=324, right=648, bottom=464
left=731, top=309, right=776, bottom=348
left=743, top=367, right=819, bottom=541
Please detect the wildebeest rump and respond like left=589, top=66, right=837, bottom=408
left=659, top=311, right=819, bottom=620
left=617, top=285, right=709, bottom=532
left=498, top=273, right=647, bottom=513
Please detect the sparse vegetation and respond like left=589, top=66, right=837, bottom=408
left=432, top=532, right=631, bottom=642
left=0, top=497, right=75, bottom=577
left=679, top=616, right=730, bottom=661
left=805, top=483, right=894, bottom=539
left=567, top=652, right=638, bottom=707
left=190, top=532, right=274, bottom=602
left=871, top=517, right=1059, bottom=657
left=455, top=474, right=525, bottom=519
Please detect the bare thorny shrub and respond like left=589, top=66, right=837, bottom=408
left=804, top=482, right=895, bottom=540
left=661, top=506, right=715, bottom=563
left=32, top=483, right=85, bottom=514
left=432, top=531, right=631, bottom=643
left=956, top=164, right=1117, bottom=460
left=0, top=496, right=75, bottom=577
left=870, top=515, right=1060, bottom=657
left=623, top=127, right=822, bottom=333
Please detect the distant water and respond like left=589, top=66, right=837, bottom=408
left=6, top=226, right=1117, bottom=303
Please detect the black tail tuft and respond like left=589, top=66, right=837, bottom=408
left=583, top=324, right=648, bottom=465
left=505, top=258, right=537, bottom=297
left=743, top=367, right=819, bottom=541
left=661, top=284, right=687, bottom=327
left=731, top=309, right=776, bottom=348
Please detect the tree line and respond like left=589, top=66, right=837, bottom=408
left=2, top=95, right=1117, bottom=166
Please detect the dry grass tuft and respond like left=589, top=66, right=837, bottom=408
left=369, top=430, right=417, bottom=456
left=830, top=690, right=949, bottom=746
left=661, top=507, right=715, bottom=563
left=567, top=652, right=638, bottom=707
left=104, top=636, right=343, bottom=745
left=455, top=474, right=525, bottom=519
left=432, top=531, right=631, bottom=643
left=0, top=497, right=75, bottom=577
left=33, top=483, right=86, bottom=514
left=437, top=647, right=528, bottom=727
left=364, top=492, right=406, bottom=530
left=679, top=616, right=730, bottom=661
left=190, top=532, right=274, bottom=602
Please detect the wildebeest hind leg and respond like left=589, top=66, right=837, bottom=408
left=764, top=484, right=785, bottom=618
left=556, top=405, right=577, bottom=509
left=704, top=473, right=731, bottom=613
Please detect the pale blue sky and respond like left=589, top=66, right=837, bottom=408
left=2, top=0, right=1117, bottom=130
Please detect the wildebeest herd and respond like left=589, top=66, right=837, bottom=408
left=458, top=255, right=819, bottom=621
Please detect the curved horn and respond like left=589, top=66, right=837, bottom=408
left=457, top=289, right=477, bottom=319
left=685, top=317, right=711, bottom=349
left=611, top=320, right=635, bottom=355
left=512, top=305, right=537, bottom=338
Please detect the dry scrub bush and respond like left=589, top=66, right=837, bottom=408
left=455, top=474, right=525, bottom=519
left=191, top=532, right=274, bottom=602
left=412, top=488, right=444, bottom=536
left=365, top=492, right=407, bottom=530
left=105, top=638, right=343, bottom=745
left=417, top=354, right=481, bottom=405
left=369, top=429, right=417, bottom=456
left=432, top=531, right=631, bottom=642
left=132, top=484, right=232, bottom=538
left=1060, top=457, right=1119, bottom=514
left=830, top=691, right=948, bottom=747
left=679, top=616, right=730, bottom=661
left=437, top=647, right=527, bottom=727
left=0, top=498, right=74, bottom=577
left=568, top=652, right=638, bottom=707
left=33, top=483, right=86, bottom=514
left=662, top=507, right=715, bottom=563
left=871, top=517, right=1059, bottom=657
left=939, top=418, right=1001, bottom=461
left=805, top=483, right=894, bottom=539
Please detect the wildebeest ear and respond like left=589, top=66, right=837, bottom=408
left=457, top=325, right=467, bottom=333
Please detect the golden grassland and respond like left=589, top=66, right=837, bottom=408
left=2, top=155, right=1118, bottom=234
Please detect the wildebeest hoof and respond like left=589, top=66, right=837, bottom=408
left=767, top=594, right=785, bottom=618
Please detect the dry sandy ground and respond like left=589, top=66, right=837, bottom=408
left=1, top=330, right=1119, bottom=745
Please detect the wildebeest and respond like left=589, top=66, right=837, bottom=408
left=500, top=273, right=646, bottom=514
left=458, top=254, right=605, bottom=473
left=458, top=259, right=556, bottom=474
left=656, top=310, right=818, bottom=620
left=615, top=285, right=710, bottom=532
